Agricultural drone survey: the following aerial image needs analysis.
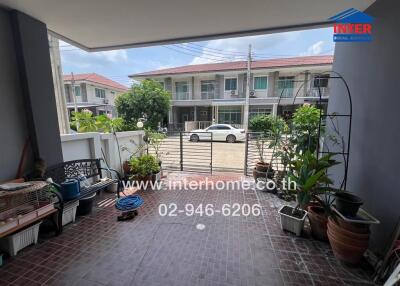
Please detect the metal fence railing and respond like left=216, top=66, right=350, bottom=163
left=148, top=131, right=213, bottom=173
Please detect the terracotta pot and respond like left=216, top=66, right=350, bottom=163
left=307, top=206, right=328, bottom=241
left=255, top=162, right=270, bottom=172
left=253, top=167, right=274, bottom=180
left=327, top=229, right=368, bottom=265
left=336, top=217, right=370, bottom=234
left=327, top=217, right=370, bottom=240
left=122, top=161, right=131, bottom=174
left=327, top=224, right=369, bottom=248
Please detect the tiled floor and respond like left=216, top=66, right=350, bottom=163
left=0, top=173, right=376, bottom=286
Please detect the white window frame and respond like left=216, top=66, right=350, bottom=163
left=253, top=75, right=268, bottom=90
left=95, top=88, right=106, bottom=99
left=224, top=76, right=238, bottom=92
left=200, top=80, right=216, bottom=99
left=175, top=80, right=189, bottom=100
left=74, top=85, right=81, bottom=97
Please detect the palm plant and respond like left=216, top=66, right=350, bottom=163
left=287, top=150, right=339, bottom=210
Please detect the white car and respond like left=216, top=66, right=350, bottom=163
left=189, top=124, right=246, bottom=143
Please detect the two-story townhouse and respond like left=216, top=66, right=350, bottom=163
left=63, top=73, right=128, bottom=118
left=130, top=55, right=333, bottom=130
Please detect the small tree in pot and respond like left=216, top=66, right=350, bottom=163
left=279, top=151, right=339, bottom=237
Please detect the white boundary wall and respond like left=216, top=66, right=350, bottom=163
left=60, top=131, right=145, bottom=172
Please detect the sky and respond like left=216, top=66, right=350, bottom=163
left=60, top=27, right=334, bottom=87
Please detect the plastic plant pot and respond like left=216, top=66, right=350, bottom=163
left=278, top=205, right=308, bottom=236
left=77, top=193, right=96, bottom=216
left=335, top=192, right=363, bottom=217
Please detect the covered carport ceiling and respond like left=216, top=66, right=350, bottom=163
left=0, top=0, right=375, bottom=51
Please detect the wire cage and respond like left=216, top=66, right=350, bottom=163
left=0, top=182, right=55, bottom=235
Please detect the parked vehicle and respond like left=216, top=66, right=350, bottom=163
left=189, top=124, right=245, bottom=143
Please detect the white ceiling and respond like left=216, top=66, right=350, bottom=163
left=0, top=0, right=375, bottom=51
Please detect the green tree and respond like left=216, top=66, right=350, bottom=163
left=115, top=80, right=171, bottom=130
left=290, top=105, right=322, bottom=153
left=249, top=114, right=287, bottom=136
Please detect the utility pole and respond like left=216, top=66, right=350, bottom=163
left=71, top=72, right=79, bottom=131
left=243, top=44, right=252, bottom=131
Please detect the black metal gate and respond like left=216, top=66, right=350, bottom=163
left=148, top=131, right=213, bottom=173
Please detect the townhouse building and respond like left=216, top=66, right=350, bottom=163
left=63, top=73, right=128, bottom=118
left=130, top=55, right=333, bottom=129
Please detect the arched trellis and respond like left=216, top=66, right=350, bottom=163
left=271, top=71, right=353, bottom=190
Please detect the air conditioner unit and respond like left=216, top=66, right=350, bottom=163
left=230, top=90, right=236, bottom=96
left=249, top=90, right=255, bottom=97
left=104, top=99, right=109, bottom=104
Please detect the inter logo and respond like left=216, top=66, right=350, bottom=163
left=330, top=8, right=374, bottom=42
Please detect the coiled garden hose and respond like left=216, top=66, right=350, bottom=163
left=115, top=195, right=144, bottom=211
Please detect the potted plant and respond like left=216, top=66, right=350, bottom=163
left=253, top=135, right=275, bottom=179
left=334, top=192, right=363, bottom=217
left=129, top=154, right=161, bottom=190
left=280, top=151, right=339, bottom=238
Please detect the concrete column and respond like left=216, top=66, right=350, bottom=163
left=272, top=104, right=278, bottom=117
left=11, top=11, right=63, bottom=166
left=194, top=106, right=197, bottom=121
left=303, top=71, right=309, bottom=97
left=268, top=71, right=279, bottom=97
left=168, top=107, right=173, bottom=124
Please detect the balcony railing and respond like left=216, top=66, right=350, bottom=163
left=174, top=92, right=190, bottom=100
left=201, top=91, right=215, bottom=99
left=307, top=87, right=329, bottom=98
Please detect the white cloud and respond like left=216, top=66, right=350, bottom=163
left=188, top=31, right=305, bottom=65
left=301, top=41, right=325, bottom=56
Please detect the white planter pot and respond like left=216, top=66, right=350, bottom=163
left=0, top=222, right=41, bottom=256
left=62, top=201, right=79, bottom=226
left=278, top=205, right=307, bottom=236
left=106, top=182, right=119, bottom=193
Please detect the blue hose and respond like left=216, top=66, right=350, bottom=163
left=115, top=195, right=144, bottom=211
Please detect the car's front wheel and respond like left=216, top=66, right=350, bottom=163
left=190, top=134, right=200, bottom=142
left=226, top=134, right=236, bottom=143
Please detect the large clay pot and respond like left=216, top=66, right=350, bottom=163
left=327, top=217, right=369, bottom=265
left=327, top=229, right=368, bottom=265
left=336, top=217, right=370, bottom=234
left=307, top=206, right=328, bottom=241
left=328, top=217, right=370, bottom=240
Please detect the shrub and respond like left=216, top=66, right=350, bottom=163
left=249, top=114, right=287, bottom=135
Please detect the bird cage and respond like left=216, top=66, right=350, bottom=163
left=0, top=181, right=55, bottom=236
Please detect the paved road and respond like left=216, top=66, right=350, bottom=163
left=149, top=136, right=246, bottom=172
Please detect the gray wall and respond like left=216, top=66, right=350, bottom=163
left=328, top=0, right=400, bottom=254
left=0, top=9, right=64, bottom=181
left=12, top=11, right=63, bottom=167
left=0, top=8, right=32, bottom=180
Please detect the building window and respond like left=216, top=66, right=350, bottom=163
left=218, top=106, right=241, bottom=124
left=175, top=81, right=189, bottom=100
left=277, top=76, right=295, bottom=98
left=74, top=86, right=81, bottom=97
left=224, top=78, right=237, bottom=91
left=95, top=88, right=106, bottom=98
left=201, top=80, right=215, bottom=99
left=249, top=106, right=272, bottom=118
left=313, top=75, right=329, bottom=88
left=254, top=76, right=268, bottom=90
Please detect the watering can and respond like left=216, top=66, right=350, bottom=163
left=60, top=179, right=80, bottom=201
